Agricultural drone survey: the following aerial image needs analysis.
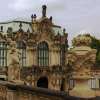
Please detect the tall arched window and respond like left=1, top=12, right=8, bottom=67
left=38, top=41, right=49, bottom=67
left=0, top=42, right=7, bottom=67
left=17, top=41, right=26, bottom=67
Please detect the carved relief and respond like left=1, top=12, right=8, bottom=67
left=67, top=51, right=96, bottom=71
left=0, top=86, right=7, bottom=100
left=72, top=34, right=92, bottom=47
left=67, top=34, right=97, bottom=79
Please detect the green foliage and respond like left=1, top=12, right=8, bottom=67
left=96, top=51, right=100, bottom=66
left=90, top=36, right=100, bottom=66
left=90, top=37, right=100, bottom=49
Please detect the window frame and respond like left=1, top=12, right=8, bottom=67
left=37, top=41, right=49, bottom=67
left=89, top=78, right=96, bottom=89
left=60, top=45, right=65, bottom=66
left=0, top=42, right=7, bottom=67
left=17, top=41, right=26, bottom=67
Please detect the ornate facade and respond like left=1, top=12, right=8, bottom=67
left=0, top=5, right=69, bottom=100
left=0, top=5, right=99, bottom=100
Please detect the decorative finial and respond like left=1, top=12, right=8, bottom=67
left=19, top=22, right=22, bottom=30
left=42, top=5, right=47, bottom=17
left=50, top=16, right=52, bottom=22
left=63, top=28, right=66, bottom=34
left=19, top=22, right=23, bottom=32
left=31, top=14, right=37, bottom=22
left=31, top=14, right=34, bottom=19
left=33, top=14, right=37, bottom=20
left=31, top=14, right=34, bottom=21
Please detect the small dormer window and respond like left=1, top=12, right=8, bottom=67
left=7, top=27, right=13, bottom=33
left=0, top=26, right=3, bottom=32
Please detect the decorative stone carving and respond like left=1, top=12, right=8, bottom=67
left=0, top=86, right=7, bottom=99
left=67, top=51, right=96, bottom=72
left=68, top=34, right=97, bottom=98
left=72, top=34, right=92, bottom=47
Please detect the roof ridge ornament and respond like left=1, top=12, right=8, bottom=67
left=19, top=22, right=23, bottom=32
left=31, top=14, right=37, bottom=22
left=19, top=22, right=22, bottom=30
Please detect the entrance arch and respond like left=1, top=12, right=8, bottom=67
left=37, top=77, right=48, bottom=88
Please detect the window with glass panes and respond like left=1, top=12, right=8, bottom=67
left=37, top=42, right=49, bottom=67
left=0, top=42, right=7, bottom=67
left=60, top=45, right=65, bottom=66
left=69, top=79, right=74, bottom=89
left=89, top=78, right=96, bottom=89
left=17, top=41, right=26, bottom=67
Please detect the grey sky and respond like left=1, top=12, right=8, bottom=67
left=0, top=0, right=100, bottom=43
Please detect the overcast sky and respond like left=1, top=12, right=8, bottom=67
left=0, top=0, right=100, bottom=43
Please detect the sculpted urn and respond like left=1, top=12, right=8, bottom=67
left=67, top=34, right=97, bottom=98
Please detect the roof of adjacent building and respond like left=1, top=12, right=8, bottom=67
left=0, top=17, right=63, bottom=35
left=0, top=17, right=31, bottom=24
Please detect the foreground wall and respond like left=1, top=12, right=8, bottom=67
left=1, top=81, right=100, bottom=100
left=0, top=81, right=68, bottom=100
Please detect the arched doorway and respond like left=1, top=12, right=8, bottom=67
left=37, top=77, right=48, bottom=88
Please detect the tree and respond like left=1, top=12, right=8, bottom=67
left=90, top=36, right=100, bottom=66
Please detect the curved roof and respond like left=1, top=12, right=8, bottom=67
left=0, top=17, right=31, bottom=24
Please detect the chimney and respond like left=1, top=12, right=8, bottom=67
left=42, top=5, right=47, bottom=17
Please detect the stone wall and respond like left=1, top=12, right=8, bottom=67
left=0, top=81, right=68, bottom=100
left=0, top=81, right=100, bottom=100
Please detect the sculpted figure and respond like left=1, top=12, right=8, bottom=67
left=8, top=41, right=21, bottom=81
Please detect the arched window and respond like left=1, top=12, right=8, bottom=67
left=17, top=41, right=26, bottom=67
left=37, top=42, right=49, bottom=67
left=0, top=42, right=7, bottom=67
